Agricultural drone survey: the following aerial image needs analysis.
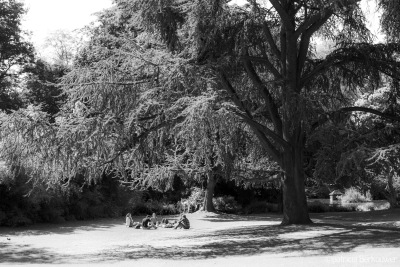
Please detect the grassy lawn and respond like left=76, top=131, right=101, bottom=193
left=1, top=209, right=399, bottom=266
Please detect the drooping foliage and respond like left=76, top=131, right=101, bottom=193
left=310, top=82, right=400, bottom=206
left=2, top=0, right=400, bottom=224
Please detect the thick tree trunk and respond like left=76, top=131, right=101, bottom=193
left=281, top=143, right=312, bottom=225
left=202, top=172, right=216, bottom=212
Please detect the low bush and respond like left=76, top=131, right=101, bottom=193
left=308, top=201, right=328, bottom=213
left=129, top=202, right=152, bottom=215
left=243, top=200, right=268, bottom=214
left=355, top=202, right=375, bottom=212
left=328, top=205, right=355, bottom=212
left=265, top=202, right=282, bottom=212
left=341, top=187, right=372, bottom=203
left=8, top=214, right=33, bottom=227
left=161, top=204, right=179, bottom=215
left=213, top=195, right=241, bottom=213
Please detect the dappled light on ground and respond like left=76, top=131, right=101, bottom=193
left=0, top=210, right=400, bottom=265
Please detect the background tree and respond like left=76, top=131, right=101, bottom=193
left=43, top=29, right=81, bottom=69
left=21, top=59, right=67, bottom=119
left=335, top=85, right=400, bottom=207
left=0, top=0, right=34, bottom=112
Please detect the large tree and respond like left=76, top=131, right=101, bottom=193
left=2, top=0, right=400, bottom=226
left=135, top=0, right=400, bottom=224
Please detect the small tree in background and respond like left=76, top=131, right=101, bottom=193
left=21, top=59, right=67, bottom=119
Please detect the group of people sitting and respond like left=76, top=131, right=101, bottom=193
left=125, top=212, right=190, bottom=230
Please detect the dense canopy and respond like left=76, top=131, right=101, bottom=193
left=1, top=0, right=400, bottom=225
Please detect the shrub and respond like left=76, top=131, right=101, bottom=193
left=161, top=204, right=179, bottom=215
left=146, top=200, right=164, bottom=213
left=328, top=205, right=355, bottom=212
left=8, top=214, right=33, bottom=226
left=355, top=202, right=375, bottom=212
left=265, top=202, right=282, bottom=212
left=243, top=200, right=267, bottom=214
left=0, top=210, right=6, bottom=224
left=341, top=187, right=372, bottom=203
left=308, top=201, right=328, bottom=213
left=104, top=203, right=123, bottom=217
left=87, top=205, right=107, bottom=219
left=129, top=202, right=152, bottom=215
left=213, top=195, right=241, bottom=213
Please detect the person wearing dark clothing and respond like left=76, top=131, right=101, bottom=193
left=142, top=215, right=151, bottom=228
left=174, top=214, right=190, bottom=229
left=142, top=215, right=157, bottom=229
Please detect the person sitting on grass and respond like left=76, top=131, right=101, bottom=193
left=151, top=213, right=158, bottom=226
left=126, top=213, right=135, bottom=227
left=126, top=213, right=141, bottom=228
left=160, top=218, right=174, bottom=228
left=174, top=214, right=190, bottom=229
left=142, top=215, right=157, bottom=229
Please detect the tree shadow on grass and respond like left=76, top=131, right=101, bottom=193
left=0, top=218, right=122, bottom=236
left=196, top=213, right=282, bottom=223
left=312, top=209, right=400, bottom=224
left=96, top=222, right=400, bottom=262
left=1, top=215, right=400, bottom=263
left=0, top=242, right=63, bottom=264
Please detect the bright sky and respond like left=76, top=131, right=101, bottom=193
left=230, top=0, right=383, bottom=42
left=21, top=0, right=383, bottom=61
left=21, top=0, right=113, bottom=58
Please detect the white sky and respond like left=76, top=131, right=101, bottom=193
left=230, top=0, right=383, bottom=42
left=21, top=0, right=383, bottom=61
left=21, top=0, right=113, bottom=58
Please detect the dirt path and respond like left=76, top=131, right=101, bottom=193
left=1, top=210, right=400, bottom=266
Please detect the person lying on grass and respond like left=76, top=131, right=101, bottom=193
left=142, top=215, right=157, bottom=229
left=160, top=218, right=174, bottom=228
left=174, top=214, right=190, bottom=229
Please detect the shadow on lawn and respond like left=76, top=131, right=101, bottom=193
left=0, top=218, right=121, bottom=237
left=197, top=213, right=282, bottom=223
left=98, top=222, right=400, bottom=262
left=1, top=214, right=400, bottom=263
left=312, top=209, right=400, bottom=223
left=0, top=242, right=63, bottom=264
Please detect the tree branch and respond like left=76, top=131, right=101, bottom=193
left=102, top=116, right=185, bottom=165
left=232, top=173, right=281, bottom=183
left=339, top=107, right=400, bottom=121
left=294, top=12, right=324, bottom=39
left=232, top=110, right=289, bottom=149
left=60, top=80, right=152, bottom=87
left=297, top=10, right=333, bottom=86
left=218, top=71, right=253, bottom=118
left=218, top=71, right=282, bottom=165
left=262, top=21, right=281, bottom=60
left=311, top=106, right=400, bottom=131
left=242, top=56, right=283, bottom=136
left=242, top=55, right=282, bottom=79
left=269, top=0, right=294, bottom=31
